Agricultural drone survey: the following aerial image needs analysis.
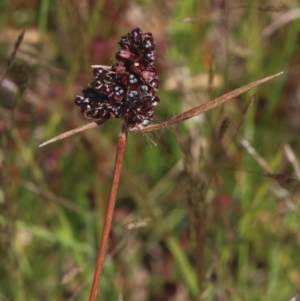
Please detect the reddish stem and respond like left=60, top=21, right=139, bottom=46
left=88, top=130, right=127, bottom=301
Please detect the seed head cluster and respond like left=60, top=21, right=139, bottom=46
left=74, top=27, right=160, bottom=127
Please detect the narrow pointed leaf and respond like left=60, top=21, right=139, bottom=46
left=129, top=72, right=284, bottom=133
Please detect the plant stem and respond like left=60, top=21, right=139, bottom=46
left=88, top=129, right=127, bottom=301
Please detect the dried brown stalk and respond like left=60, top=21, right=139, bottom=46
left=0, top=29, right=26, bottom=86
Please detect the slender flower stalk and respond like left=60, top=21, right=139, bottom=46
left=79, top=28, right=160, bottom=300
left=89, top=130, right=127, bottom=301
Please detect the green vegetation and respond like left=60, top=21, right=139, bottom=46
left=1, top=1, right=299, bottom=300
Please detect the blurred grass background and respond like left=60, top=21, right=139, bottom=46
left=1, top=0, right=300, bottom=300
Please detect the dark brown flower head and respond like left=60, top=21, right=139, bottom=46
left=74, top=27, right=160, bottom=127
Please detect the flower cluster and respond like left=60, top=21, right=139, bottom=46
left=74, top=27, right=160, bottom=127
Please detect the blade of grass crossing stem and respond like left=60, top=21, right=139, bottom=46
left=266, top=244, right=281, bottom=301
left=89, top=130, right=127, bottom=301
left=166, top=236, right=199, bottom=298
left=38, top=0, right=50, bottom=39
left=0, top=29, right=25, bottom=86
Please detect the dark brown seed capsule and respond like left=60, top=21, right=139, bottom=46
left=100, top=84, right=113, bottom=96
left=111, top=85, right=124, bottom=102
left=129, top=27, right=143, bottom=48
left=91, top=80, right=102, bottom=90
left=151, top=96, right=160, bottom=107
left=143, top=37, right=155, bottom=51
left=111, top=104, right=124, bottom=118
left=144, top=51, right=156, bottom=63
left=74, top=96, right=84, bottom=106
left=128, top=73, right=139, bottom=85
left=92, top=67, right=107, bottom=79
left=74, top=27, right=159, bottom=127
